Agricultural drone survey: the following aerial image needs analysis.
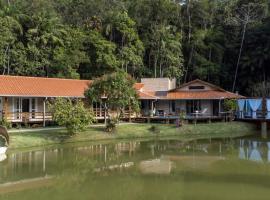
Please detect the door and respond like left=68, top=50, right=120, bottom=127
left=22, top=99, right=30, bottom=113
left=186, top=100, right=201, bottom=114
left=213, top=100, right=220, bottom=116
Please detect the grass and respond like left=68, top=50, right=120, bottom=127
left=9, top=122, right=257, bottom=150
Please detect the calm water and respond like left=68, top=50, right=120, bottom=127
left=0, top=136, right=270, bottom=200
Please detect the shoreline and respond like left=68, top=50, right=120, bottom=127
left=8, top=122, right=258, bottom=151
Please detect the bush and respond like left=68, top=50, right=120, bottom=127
left=49, top=98, right=95, bottom=135
left=224, top=99, right=237, bottom=112
left=0, top=118, right=12, bottom=129
left=149, top=125, right=160, bottom=134
left=105, top=118, right=118, bottom=133
left=0, top=126, right=9, bottom=146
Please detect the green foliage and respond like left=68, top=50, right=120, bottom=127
left=149, top=125, right=160, bottom=134
left=0, top=0, right=270, bottom=95
left=0, top=118, right=12, bottom=129
left=85, top=71, right=140, bottom=119
left=48, top=98, right=95, bottom=135
left=179, top=111, right=186, bottom=121
left=105, top=117, right=118, bottom=133
left=249, top=81, right=270, bottom=97
left=80, top=30, right=119, bottom=79
left=105, top=11, right=145, bottom=76
left=224, top=99, right=237, bottom=112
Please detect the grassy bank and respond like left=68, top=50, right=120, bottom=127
left=9, top=122, right=257, bottom=150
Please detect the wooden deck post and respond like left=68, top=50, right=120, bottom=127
left=104, top=102, right=107, bottom=125
left=128, top=104, right=131, bottom=123
left=2, top=97, right=8, bottom=120
left=43, top=98, right=47, bottom=127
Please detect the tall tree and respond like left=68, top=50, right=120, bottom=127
left=224, top=0, right=268, bottom=91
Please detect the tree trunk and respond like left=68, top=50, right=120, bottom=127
left=232, top=21, right=248, bottom=92
left=187, top=0, right=192, bottom=44
left=184, top=44, right=194, bottom=82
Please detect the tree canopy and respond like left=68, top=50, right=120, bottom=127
left=85, top=71, right=139, bottom=120
left=0, top=0, right=269, bottom=95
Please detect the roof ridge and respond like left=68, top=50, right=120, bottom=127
left=0, top=75, right=91, bottom=82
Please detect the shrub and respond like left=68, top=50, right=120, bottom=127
left=49, top=98, right=95, bottom=135
left=224, top=99, right=237, bottom=112
left=149, top=125, right=160, bottom=134
left=0, top=126, right=9, bottom=146
left=105, top=118, right=118, bottom=133
left=0, top=118, right=12, bottom=129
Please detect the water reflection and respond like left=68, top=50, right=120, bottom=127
left=2, top=138, right=270, bottom=200
left=1, top=138, right=270, bottom=185
left=238, top=139, right=270, bottom=163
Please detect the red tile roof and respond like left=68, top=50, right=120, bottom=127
left=134, top=83, right=144, bottom=90
left=167, top=90, right=243, bottom=99
left=0, top=75, right=91, bottom=97
left=137, top=91, right=159, bottom=100
left=0, top=76, right=243, bottom=100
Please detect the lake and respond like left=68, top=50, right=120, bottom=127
left=0, top=136, right=270, bottom=200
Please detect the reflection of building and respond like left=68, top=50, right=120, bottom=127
left=238, top=140, right=269, bottom=163
left=139, top=159, right=172, bottom=175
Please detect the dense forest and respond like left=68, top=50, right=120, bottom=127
left=0, top=0, right=269, bottom=95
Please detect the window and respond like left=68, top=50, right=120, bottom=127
left=189, top=85, right=205, bottom=90
left=14, top=98, right=22, bottom=119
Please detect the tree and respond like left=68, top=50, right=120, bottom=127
left=79, top=30, right=119, bottom=79
left=48, top=98, right=95, bottom=135
left=85, top=71, right=139, bottom=128
left=224, top=0, right=268, bottom=91
left=0, top=16, right=22, bottom=74
left=104, top=11, right=144, bottom=77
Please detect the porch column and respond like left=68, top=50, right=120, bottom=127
left=2, top=97, right=8, bottom=120
left=151, top=100, right=154, bottom=116
left=218, top=99, right=221, bottom=116
left=104, top=102, right=107, bottom=125
left=43, top=98, right=47, bottom=127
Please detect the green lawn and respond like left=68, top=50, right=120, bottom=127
left=9, top=122, right=257, bottom=150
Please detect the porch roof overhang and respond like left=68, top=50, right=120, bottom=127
left=137, top=91, right=159, bottom=100
left=166, top=90, right=244, bottom=100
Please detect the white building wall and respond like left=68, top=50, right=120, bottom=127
left=141, top=78, right=176, bottom=91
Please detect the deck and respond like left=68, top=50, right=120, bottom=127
left=3, top=110, right=232, bottom=125
left=130, top=114, right=231, bottom=124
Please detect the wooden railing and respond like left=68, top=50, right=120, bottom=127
left=92, top=108, right=136, bottom=119
left=92, top=108, right=105, bottom=118
left=3, top=112, right=53, bottom=122
left=2, top=109, right=137, bottom=123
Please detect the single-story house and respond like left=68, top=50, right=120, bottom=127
left=0, top=75, right=243, bottom=125
left=138, top=78, right=243, bottom=117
